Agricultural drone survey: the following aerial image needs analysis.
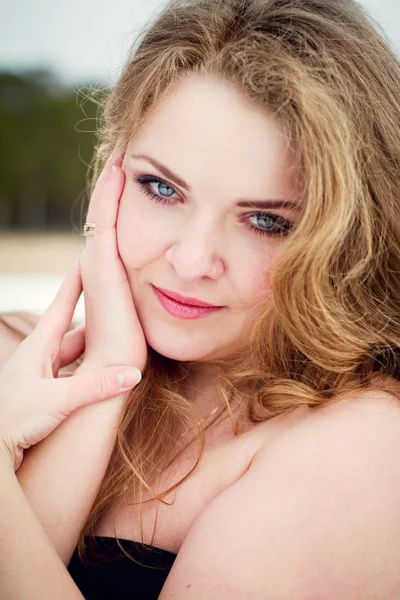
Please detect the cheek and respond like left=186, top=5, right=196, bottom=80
left=116, top=190, right=167, bottom=268
left=234, top=247, right=276, bottom=308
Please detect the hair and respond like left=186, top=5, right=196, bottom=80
left=67, top=0, right=400, bottom=564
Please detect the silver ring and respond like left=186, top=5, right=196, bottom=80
left=83, top=222, right=96, bottom=236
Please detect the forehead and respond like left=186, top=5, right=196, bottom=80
left=129, top=74, right=298, bottom=202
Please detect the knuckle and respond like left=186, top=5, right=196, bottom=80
left=51, top=383, right=73, bottom=417
left=92, top=370, right=111, bottom=398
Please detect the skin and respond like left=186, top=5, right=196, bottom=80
left=0, top=75, right=399, bottom=600
left=117, top=73, right=302, bottom=409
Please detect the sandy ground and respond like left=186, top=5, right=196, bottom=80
left=0, top=231, right=85, bottom=273
left=0, top=232, right=86, bottom=321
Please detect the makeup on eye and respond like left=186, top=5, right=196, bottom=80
left=128, top=172, right=295, bottom=238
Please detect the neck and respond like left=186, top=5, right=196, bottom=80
left=184, top=363, right=222, bottom=414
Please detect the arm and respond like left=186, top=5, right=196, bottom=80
left=0, top=456, right=83, bottom=599
left=159, top=391, right=400, bottom=599
left=0, top=314, right=130, bottom=567
left=13, top=156, right=147, bottom=566
left=16, top=383, right=128, bottom=565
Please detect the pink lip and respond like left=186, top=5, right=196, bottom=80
left=152, top=286, right=225, bottom=320
left=155, top=287, right=223, bottom=308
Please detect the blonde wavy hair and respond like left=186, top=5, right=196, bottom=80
left=61, top=0, right=400, bottom=563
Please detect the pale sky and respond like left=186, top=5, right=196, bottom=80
left=0, top=0, right=398, bottom=86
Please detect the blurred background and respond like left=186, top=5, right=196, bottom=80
left=0, top=0, right=399, bottom=322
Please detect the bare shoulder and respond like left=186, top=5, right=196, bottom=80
left=158, top=384, right=400, bottom=599
left=0, top=311, right=41, bottom=367
left=254, top=381, right=400, bottom=467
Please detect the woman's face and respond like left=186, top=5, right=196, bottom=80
left=118, top=73, right=301, bottom=362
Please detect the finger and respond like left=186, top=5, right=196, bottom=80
left=51, top=325, right=85, bottom=377
left=85, top=146, right=125, bottom=230
left=84, top=162, right=124, bottom=263
left=33, top=146, right=125, bottom=361
left=57, top=365, right=142, bottom=414
left=80, top=161, right=143, bottom=365
left=58, top=326, right=86, bottom=369
left=25, top=257, right=83, bottom=357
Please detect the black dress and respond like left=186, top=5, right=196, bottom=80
left=67, top=536, right=177, bottom=599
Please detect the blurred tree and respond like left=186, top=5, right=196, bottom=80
left=0, top=68, right=109, bottom=230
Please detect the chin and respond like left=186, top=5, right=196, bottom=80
left=142, top=321, right=227, bottom=362
left=145, top=332, right=211, bottom=362
left=148, top=344, right=203, bottom=362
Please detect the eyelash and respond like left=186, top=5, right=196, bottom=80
left=131, top=174, right=294, bottom=238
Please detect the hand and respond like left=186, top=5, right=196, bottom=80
left=77, top=147, right=148, bottom=377
left=0, top=259, right=142, bottom=472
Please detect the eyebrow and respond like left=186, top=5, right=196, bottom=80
left=130, top=153, right=301, bottom=211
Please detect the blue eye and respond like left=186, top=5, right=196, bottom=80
left=149, top=180, right=176, bottom=199
left=132, top=174, right=294, bottom=238
left=246, top=213, right=293, bottom=237
left=133, top=175, right=177, bottom=202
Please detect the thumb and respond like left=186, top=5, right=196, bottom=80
left=61, top=366, right=142, bottom=411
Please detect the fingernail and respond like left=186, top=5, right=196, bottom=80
left=117, top=368, right=142, bottom=388
left=110, top=164, right=118, bottom=179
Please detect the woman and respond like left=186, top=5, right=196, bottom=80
left=1, top=0, right=400, bottom=597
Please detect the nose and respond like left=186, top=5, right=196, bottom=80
left=165, top=216, right=224, bottom=281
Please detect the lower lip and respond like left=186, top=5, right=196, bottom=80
left=152, top=286, right=225, bottom=320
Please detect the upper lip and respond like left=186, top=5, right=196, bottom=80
left=154, top=286, right=224, bottom=308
